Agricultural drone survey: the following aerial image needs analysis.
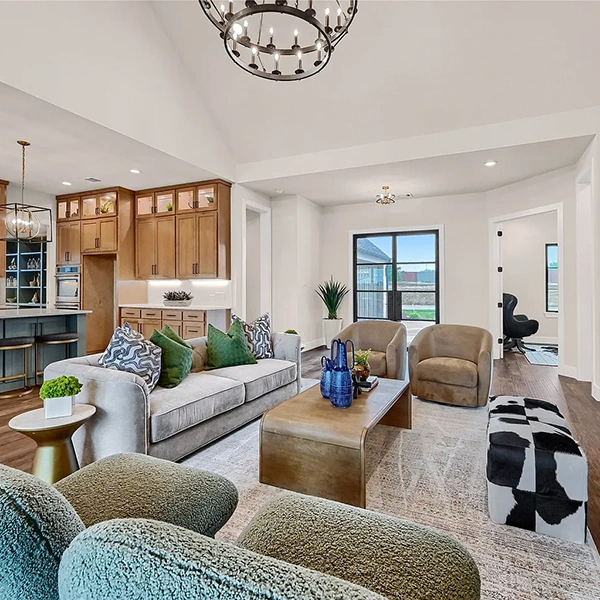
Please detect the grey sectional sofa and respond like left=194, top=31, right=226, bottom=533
left=44, top=333, right=301, bottom=466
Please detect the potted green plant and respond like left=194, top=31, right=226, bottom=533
left=39, top=375, right=83, bottom=419
left=163, top=290, right=194, bottom=307
left=315, top=276, right=349, bottom=349
left=354, top=348, right=372, bottom=381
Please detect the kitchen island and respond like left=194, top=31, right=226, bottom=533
left=0, top=309, right=90, bottom=395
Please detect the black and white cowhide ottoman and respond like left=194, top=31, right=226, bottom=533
left=486, top=396, right=587, bottom=543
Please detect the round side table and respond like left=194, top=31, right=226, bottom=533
left=9, top=404, right=96, bottom=484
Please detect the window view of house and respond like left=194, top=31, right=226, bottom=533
left=354, top=231, right=439, bottom=323
left=546, top=243, right=558, bottom=313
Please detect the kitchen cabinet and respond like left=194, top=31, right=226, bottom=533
left=175, top=212, right=218, bottom=279
left=139, top=319, right=161, bottom=339
left=57, top=197, right=80, bottom=221
left=81, top=192, right=117, bottom=219
left=135, top=216, right=176, bottom=279
left=176, top=185, right=217, bottom=213
left=135, top=190, right=175, bottom=218
left=119, top=307, right=207, bottom=339
left=81, top=218, right=117, bottom=253
left=56, top=222, right=81, bottom=265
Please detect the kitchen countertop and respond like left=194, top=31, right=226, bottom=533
left=119, top=304, right=230, bottom=311
left=0, top=308, right=92, bottom=320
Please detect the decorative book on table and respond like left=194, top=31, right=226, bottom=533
left=357, top=376, right=378, bottom=390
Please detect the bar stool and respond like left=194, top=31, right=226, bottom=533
left=35, top=333, right=79, bottom=384
left=0, top=337, right=35, bottom=399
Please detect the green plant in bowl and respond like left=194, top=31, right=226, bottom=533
left=100, top=201, right=112, bottom=214
left=166, top=202, right=174, bottom=211
left=355, top=348, right=372, bottom=366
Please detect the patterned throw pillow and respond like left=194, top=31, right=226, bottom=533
left=231, top=313, right=273, bottom=359
left=206, top=321, right=257, bottom=369
left=100, top=323, right=162, bottom=392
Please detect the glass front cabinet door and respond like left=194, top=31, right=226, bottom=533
left=82, top=192, right=117, bottom=218
left=57, top=198, right=80, bottom=221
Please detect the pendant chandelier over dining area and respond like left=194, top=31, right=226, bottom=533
left=199, top=0, right=358, bottom=81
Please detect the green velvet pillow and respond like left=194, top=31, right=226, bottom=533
left=207, top=320, right=257, bottom=369
left=161, top=324, right=191, bottom=349
left=150, top=329, right=193, bottom=388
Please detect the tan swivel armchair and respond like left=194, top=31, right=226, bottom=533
left=336, top=320, right=407, bottom=380
left=409, top=324, right=492, bottom=407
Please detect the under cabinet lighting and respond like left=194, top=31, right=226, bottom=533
left=190, top=279, right=230, bottom=287
left=148, top=280, right=182, bottom=286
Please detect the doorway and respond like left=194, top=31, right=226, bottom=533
left=489, top=204, right=564, bottom=372
left=242, top=201, right=271, bottom=322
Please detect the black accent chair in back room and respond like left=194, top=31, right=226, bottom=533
left=503, top=293, right=539, bottom=354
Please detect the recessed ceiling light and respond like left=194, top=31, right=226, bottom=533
left=484, top=160, right=498, bottom=167
left=130, top=169, right=141, bottom=174
left=62, top=181, right=72, bottom=186
left=275, top=189, right=284, bottom=194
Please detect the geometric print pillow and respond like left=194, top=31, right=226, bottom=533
left=99, top=322, right=162, bottom=392
left=231, top=313, right=273, bottom=359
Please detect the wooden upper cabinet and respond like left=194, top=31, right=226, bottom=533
left=80, top=218, right=117, bottom=253
left=136, top=190, right=175, bottom=218
left=197, top=185, right=217, bottom=211
left=176, top=214, right=197, bottom=279
left=80, top=221, right=98, bottom=252
left=81, top=192, right=117, bottom=219
left=176, top=185, right=217, bottom=212
left=197, top=212, right=218, bottom=277
left=135, top=215, right=176, bottom=279
left=56, top=221, right=81, bottom=265
left=57, top=198, right=80, bottom=221
left=176, top=188, right=196, bottom=213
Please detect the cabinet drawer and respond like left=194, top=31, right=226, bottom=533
left=162, top=321, right=182, bottom=336
left=141, top=309, right=161, bottom=319
left=162, top=310, right=183, bottom=321
left=183, top=323, right=205, bottom=339
left=183, top=310, right=206, bottom=322
left=121, top=308, right=141, bottom=319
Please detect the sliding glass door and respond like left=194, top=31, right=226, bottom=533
left=353, top=230, right=439, bottom=324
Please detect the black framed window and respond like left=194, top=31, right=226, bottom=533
left=545, top=243, right=558, bottom=313
left=353, top=230, right=440, bottom=323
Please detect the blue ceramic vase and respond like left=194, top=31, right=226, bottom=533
left=329, top=339, right=355, bottom=408
left=320, top=355, right=333, bottom=399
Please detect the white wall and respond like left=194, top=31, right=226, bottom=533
left=320, top=193, right=489, bottom=330
left=0, top=1, right=235, bottom=181
left=245, top=209, right=261, bottom=321
left=4, top=184, right=56, bottom=307
left=501, top=212, right=558, bottom=343
left=272, top=194, right=323, bottom=347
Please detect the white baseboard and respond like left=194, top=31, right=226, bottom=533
left=593, top=383, right=600, bottom=402
left=530, top=336, right=558, bottom=345
left=302, top=338, right=325, bottom=352
left=558, top=364, right=578, bottom=378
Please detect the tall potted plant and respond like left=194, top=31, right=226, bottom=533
left=316, top=276, right=349, bottom=349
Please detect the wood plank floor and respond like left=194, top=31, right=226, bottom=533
left=1, top=352, right=597, bottom=544
left=302, top=347, right=600, bottom=545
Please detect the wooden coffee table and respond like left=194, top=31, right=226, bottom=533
left=260, top=378, right=411, bottom=508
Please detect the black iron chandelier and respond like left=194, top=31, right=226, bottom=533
left=199, top=0, right=358, bottom=81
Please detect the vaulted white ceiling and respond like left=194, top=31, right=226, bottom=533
left=153, top=0, right=600, bottom=164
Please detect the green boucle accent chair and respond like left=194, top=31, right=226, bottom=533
left=58, top=493, right=481, bottom=600
left=0, top=453, right=238, bottom=600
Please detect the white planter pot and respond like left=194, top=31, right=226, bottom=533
left=323, top=319, right=343, bottom=349
left=44, top=395, right=74, bottom=420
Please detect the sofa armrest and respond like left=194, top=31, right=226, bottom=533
left=272, top=332, right=302, bottom=393
left=237, top=494, right=480, bottom=600
left=477, top=331, right=493, bottom=406
left=54, top=453, right=238, bottom=538
left=386, top=324, right=407, bottom=380
left=44, top=359, right=150, bottom=467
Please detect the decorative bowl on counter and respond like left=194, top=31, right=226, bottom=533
left=163, top=291, right=193, bottom=307
left=163, top=300, right=193, bottom=307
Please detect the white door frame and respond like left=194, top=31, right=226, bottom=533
left=576, top=160, right=595, bottom=383
left=241, top=199, right=272, bottom=321
left=347, top=224, right=446, bottom=324
left=488, top=203, right=565, bottom=374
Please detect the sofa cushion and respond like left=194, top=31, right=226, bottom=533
left=209, top=359, right=296, bottom=403
left=206, top=321, right=257, bottom=369
left=367, top=351, right=387, bottom=377
left=232, top=313, right=274, bottom=359
left=149, top=374, right=245, bottom=443
left=416, top=357, right=478, bottom=388
left=150, top=329, right=193, bottom=389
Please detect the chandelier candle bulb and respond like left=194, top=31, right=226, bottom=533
left=273, top=52, right=281, bottom=75
left=325, top=7, right=330, bottom=30
left=232, top=33, right=240, bottom=56
left=249, top=45, right=259, bottom=69
left=296, top=50, right=304, bottom=74
left=242, top=19, right=249, bottom=41
left=336, top=7, right=342, bottom=30
left=292, top=28, right=299, bottom=50
left=227, top=0, right=233, bottom=17
left=315, top=41, right=323, bottom=66
left=268, top=27, right=274, bottom=48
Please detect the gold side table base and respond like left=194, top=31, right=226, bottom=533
left=8, top=404, right=96, bottom=485
left=0, top=386, right=34, bottom=400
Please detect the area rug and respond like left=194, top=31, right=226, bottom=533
left=183, top=397, right=600, bottom=600
left=524, top=344, right=559, bottom=366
